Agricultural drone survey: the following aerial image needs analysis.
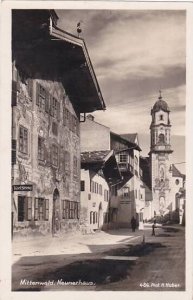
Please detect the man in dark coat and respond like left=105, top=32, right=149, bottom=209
left=131, top=216, right=137, bottom=232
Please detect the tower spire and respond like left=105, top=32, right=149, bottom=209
left=159, top=90, right=162, bottom=99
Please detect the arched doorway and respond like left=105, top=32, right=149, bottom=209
left=98, top=202, right=103, bottom=229
left=52, top=188, right=60, bottom=236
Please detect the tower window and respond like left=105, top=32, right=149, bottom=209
left=159, top=133, right=165, bottom=143
left=160, top=115, right=163, bottom=121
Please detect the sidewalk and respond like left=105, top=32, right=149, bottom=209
left=12, top=227, right=144, bottom=263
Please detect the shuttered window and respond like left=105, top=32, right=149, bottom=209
left=12, top=80, right=17, bottom=106
left=12, top=139, right=17, bottom=165
left=18, top=196, right=32, bottom=221
left=52, top=144, right=58, bottom=167
left=34, top=198, right=49, bottom=221
left=38, top=136, right=45, bottom=161
left=19, top=126, right=28, bottom=154
left=62, top=200, right=79, bottom=219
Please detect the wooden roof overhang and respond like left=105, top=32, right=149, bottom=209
left=12, top=10, right=106, bottom=113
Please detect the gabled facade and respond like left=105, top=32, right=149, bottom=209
left=11, top=10, right=105, bottom=237
left=80, top=115, right=146, bottom=229
left=110, top=132, right=145, bottom=228
left=80, top=150, right=121, bottom=232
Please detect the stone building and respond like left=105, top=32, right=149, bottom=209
left=80, top=116, right=145, bottom=229
left=11, top=10, right=105, bottom=237
left=110, top=132, right=145, bottom=229
left=80, top=150, right=121, bottom=232
left=149, top=92, right=185, bottom=221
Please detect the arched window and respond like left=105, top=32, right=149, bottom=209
left=159, top=133, right=165, bottom=143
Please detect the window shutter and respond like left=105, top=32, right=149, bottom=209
left=27, top=78, right=33, bottom=100
left=34, top=198, right=39, bottom=220
left=12, top=80, right=17, bottom=106
left=24, top=196, right=28, bottom=221
left=12, top=139, right=17, bottom=165
left=36, top=82, right=40, bottom=106
left=57, top=102, right=60, bottom=122
left=27, top=197, right=32, bottom=220
left=45, top=199, right=49, bottom=220
left=45, top=92, right=50, bottom=113
left=50, top=97, right=54, bottom=116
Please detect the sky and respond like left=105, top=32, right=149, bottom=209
left=56, top=9, right=186, bottom=172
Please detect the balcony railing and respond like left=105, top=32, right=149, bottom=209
left=118, top=162, right=134, bottom=174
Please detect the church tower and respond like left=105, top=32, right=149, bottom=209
left=149, top=91, right=173, bottom=217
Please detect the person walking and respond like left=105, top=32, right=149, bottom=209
left=131, top=216, right=137, bottom=232
left=152, top=218, right=156, bottom=236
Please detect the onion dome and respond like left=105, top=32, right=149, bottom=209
left=152, top=91, right=170, bottom=113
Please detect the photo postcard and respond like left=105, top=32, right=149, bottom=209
left=0, top=1, right=192, bottom=300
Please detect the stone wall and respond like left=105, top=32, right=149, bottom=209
left=12, top=65, right=80, bottom=237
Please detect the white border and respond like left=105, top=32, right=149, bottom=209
left=0, top=2, right=192, bottom=300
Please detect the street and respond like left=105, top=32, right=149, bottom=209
left=12, top=224, right=185, bottom=291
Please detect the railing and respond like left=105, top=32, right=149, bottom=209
left=118, top=162, right=134, bottom=174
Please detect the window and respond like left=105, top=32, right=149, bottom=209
left=119, top=153, right=127, bottom=163
left=175, top=179, right=179, bottom=185
left=64, top=151, right=70, bottom=173
left=63, top=107, right=67, bottom=126
left=12, top=139, right=17, bottom=165
left=50, top=97, right=59, bottom=120
left=99, top=184, right=103, bottom=195
left=159, top=134, right=165, bottom=143
left=134, top=155, right=138, bottom=168
left=123, top=187, right=130, bottom=198
left=160, top=114, right=163, bottom=121
left=52, top=121, right=58, bottom=136
left=81, top=180, right=85, bottom=191
left=36, top=83, right=48, bottom=111
left=104, top=189, right=109, bottom=202
left=95, top=182, right=98, bottom=194
left=19, top=126, right=28, bottom=154
left=111, top=185, right=117, bottom=196
left=52, top=144, right=58, bottom=167
left=27, top=78, right=33, bottom=100
left=73, top=156, right=78, bottom=177
left=135, top=190, right=137, bottom=199
left=18, top=196, right=32, bottom=221
left=38, top=136, right=45, bottom=161
left=34, top=198, right=49, bottom=221
left=90, top=211, right=93, bottom=224
left=90, top=181, right=95, bottom=193
left=62, top=200, right=79, bottom=219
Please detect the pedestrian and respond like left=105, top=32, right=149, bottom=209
left=131, top=216, right=137, bottom=232
left=152, top=219, right=156, bottom=236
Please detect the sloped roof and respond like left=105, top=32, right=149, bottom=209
left=81, top=150, right=112, bottom=164
left=172, top=164, right=184, bottom=178
left=121, top=133, right=138, bottom=144
left=110, top=132, right=141, bottom=151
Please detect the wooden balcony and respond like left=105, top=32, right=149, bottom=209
left=118, top=162, right=134, bottom=175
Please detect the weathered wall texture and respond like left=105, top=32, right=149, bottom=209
left=80, top=117, right=110, bottom=152
left=12, top=66, right=80, bottom=237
